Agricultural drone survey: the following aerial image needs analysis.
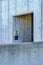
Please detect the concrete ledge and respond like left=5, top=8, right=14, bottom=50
left=0, top=42, right=43, bottom=48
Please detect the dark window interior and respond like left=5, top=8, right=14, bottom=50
left=13, top=13, right=33, bottom=42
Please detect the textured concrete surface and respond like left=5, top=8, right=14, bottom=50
left=0, top=43, right=43, bottom=65
left=0, top=0, right=43, bottom=65
left=0, top=0, right=42, bottom=44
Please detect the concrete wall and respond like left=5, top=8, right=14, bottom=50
left=0, top=43, right=43, bottom=65
left=2, top=0, right=9, bottom=43
left=0, top=0, right=42, bottom=44
left=0, top=0, right=43, bottom=65
left=9, top=0, right=41, bottom=42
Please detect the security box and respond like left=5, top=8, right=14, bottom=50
left=13, top=13, right=33, bottom=42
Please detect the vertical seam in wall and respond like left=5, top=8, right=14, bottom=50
left=1, top=0, right=2, bottom=44
left=8, top=0, right=9, bottom=44
left=41, top=0, right=42, bottom=41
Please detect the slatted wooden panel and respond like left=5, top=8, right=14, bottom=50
left=13, top=14, right=32, bottom=42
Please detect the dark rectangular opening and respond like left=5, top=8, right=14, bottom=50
left=14, top=36, right=18, bottom=40
left=13, top=13, right=33, bottom=42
